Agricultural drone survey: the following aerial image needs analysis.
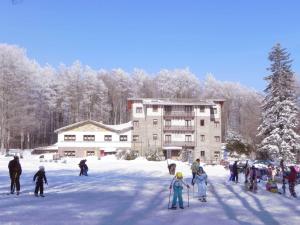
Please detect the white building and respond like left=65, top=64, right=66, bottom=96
left=54, top=120, right=132, bottom=158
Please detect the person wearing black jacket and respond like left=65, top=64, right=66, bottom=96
left=232, top=161, right=239, bottom=183
left=8, top=156, right=22, bottom=195
left=79, top=159, right=88, bottom=176
left=33, top=166, right=48, bottom=197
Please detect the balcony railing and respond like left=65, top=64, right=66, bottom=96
left=164, top=141, right=195, bottom=147
left=163, top=126, right=195, bottom=132
left=163, top=111, right=195, bottom=118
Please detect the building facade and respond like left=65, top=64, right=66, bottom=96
left=128, top=98, right=225, bottom=163
left=54, top=120, right=132, bottom=158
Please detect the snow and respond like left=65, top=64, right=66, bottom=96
left=0, top=155, right=299, bottom=225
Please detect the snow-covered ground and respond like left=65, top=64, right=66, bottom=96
left=0, top=155, right=299, bottom=225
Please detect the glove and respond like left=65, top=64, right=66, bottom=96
left=205, top=181, right=208, bottom=185
left=45, top=182, right=48, bottom=185
left=169, top=185, right=172, bottom=190
left=187, top=185, right=190, bottom=189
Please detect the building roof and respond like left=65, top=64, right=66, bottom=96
left=54, top=120, right=132, bottom=133
left=128, top=98, right=225, bottom=106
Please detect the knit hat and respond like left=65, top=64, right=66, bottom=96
left=176, top=172, right=183, bottom=179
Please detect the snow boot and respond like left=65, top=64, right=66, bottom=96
left=40, top=194, right=45, bottom=197
left=170, top=206, right=177, bottom=210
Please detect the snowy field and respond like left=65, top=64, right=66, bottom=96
left=0, top=155, right=300, bottom=225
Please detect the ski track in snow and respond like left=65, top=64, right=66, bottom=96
left=0, top=156, right=299, bottom=225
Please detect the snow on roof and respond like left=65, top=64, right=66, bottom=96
left=162, top=146, right=182, bottom=150
left=54, top=120, right=132, bottom=133
left=128, top=98, right=226, bottom=106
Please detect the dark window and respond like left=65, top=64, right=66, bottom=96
left=185, top=106, right=193, bottom=112
left=64, top=135, right=76, bottom=141
left=214, top=121, right=220, bottom=128
left=133, top=135, right=139, bottom=142
left=104, top=135, right=112, bottom=141
left=153, top=134, right=158, bottom=140
left=153, top=119, right=158, bottom=126
left=64, top=151, right=75, bottom=157
left=83, top=135, right=95, bottom=141
left=201, top=135, right=205, bottom=142
left=136, top=107, right=142, bottom=113
left=185, top=120, right=192, bottom=127
left=200, top=106, right=205, bottom=112
left=165, top=120, right=171, bottom=126
left=185, top=135, right=192, bottom=142
left=200, top=120, right=205, bottom=126
left=215, top=136, right=220, bottom=142
left=120, top=135, right=127, bottom=141
left=165, top=135, right=171, bottom=143
left=153, top=105, right=158, bottom=112
left=201, top=151, right=205, bottom=157
left=133, top=121, right=139, bottom=128
left=86, top=151, right=95, bottom=156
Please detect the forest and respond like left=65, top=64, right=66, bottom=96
left=0, top=43, right=299, bottom=152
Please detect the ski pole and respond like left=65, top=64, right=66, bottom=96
left=168, top=187, right=172, bottom=209
left=187, top=187, right=190, bottom=207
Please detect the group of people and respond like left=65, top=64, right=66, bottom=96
left=169, top=158, right=208, bottom=209
left=7, top=156, right=89, bottom=197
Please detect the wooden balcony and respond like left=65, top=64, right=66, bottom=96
left=164, top=141, right=195, bottom=147
left=163, top=111, right=195, bottom=118
left=163, top=126, right=195, bottom=132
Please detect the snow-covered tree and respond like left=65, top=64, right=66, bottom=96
left=257, top=44, right=300, bottom=163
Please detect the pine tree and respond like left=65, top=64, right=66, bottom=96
left=257, top=44, right=300, bottom=163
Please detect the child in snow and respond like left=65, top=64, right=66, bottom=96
left=191, top=159, right=200, bottom=185
left=169, top=172, right=190, bottom=209
left=193, top=167, right=208, bottom=202
left=33, top=166, right=48, bottom=197
left=249, top=165, right=258, bottom=192
left=285, top=166, right=297, bottom=198
left=79, top=159, right=88, bottom=176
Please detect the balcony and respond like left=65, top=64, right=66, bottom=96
left=163, top=126, right=195, bottom=132
left=164, top=141, right=195, bottom=147
left=163, top=111, right=195, bottom=118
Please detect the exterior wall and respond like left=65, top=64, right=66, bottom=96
left=130, top=99, right=224, bottom=164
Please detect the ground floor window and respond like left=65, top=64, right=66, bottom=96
left=64, top=151, right=75, bottom=157
left=86, top=151, right=95, bottom=156
left=201, top=151, right=205, bottom=157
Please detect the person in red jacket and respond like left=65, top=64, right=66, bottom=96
left=285, top=166, right=297, bottom=198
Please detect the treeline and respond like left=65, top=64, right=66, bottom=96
left=0, top=44, right=299, bottom=151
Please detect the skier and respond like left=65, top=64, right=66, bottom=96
left=191, top=158, right=200, bottom=185
left=169, top=172, right=190, bottom=209
left=193, top=167, right=208, bottom=202
left=8, top=156, right=22, bottom=195
left=79, top=159, right=88, bottom=176
left=249, top=165, right=258, bottom=192
left=285, top=166, right=297, bottom=198
left=33, top=166, right=48, bottom=197
left=232, top=161, right=239, bottom=183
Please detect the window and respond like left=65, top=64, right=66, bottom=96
left=64, top=151, right=75, bottom=157
left=86, top=151, right=95, bottom=156
left=215, top=136, right=220, bottom=142
left=185, top=120, right=192, bottom=127
left=153, top=119, right=158, bottom=126
left=201, top=151, right=205, bottom=157
left=120, top=135, right=127, bottom=141
left=136, top=107, right=142, bottom=113
left=213, top=108, right=217, bottom=114
left=200, top=120, right=205, bottom=126
left=185, top=135, right=192, bottom=142
left=153, top=105, right=158, bottom=112
left=133, top=121, right=139, bottom=128
left=185, top=106, right=193, bottom=112
left=153, top=134, right=158, bottom=140
left=165, top=120, right=171, bottom=127
left=200, top=135, right=205, bottom=142
left=104, top=135, right=112, bottom=141
left=64, top=135, right=76, bottom=141
left=165, top=135, right=171, bottom=143
left=200, top=106, right=205, bottom=112
left=83, top=135, right=95, bottom=141
left=214, top=121, right=220, bottom=128
left=133, top=135, right=139, bottom=142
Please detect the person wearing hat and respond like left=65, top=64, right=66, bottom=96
left=169, top=172, right=190, bottom=209
left=193, top=167, right=208, bottom=202
left=8, top=155, right=22, bottom=195
left=33, top=166, right=48, bottom=197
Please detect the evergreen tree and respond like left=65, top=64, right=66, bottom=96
left=257, top=44, right=300, bottom=163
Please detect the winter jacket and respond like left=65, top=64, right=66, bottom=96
left=191, top=161, right=200, bottom=173
left=170, top=178, right=188, bottom=190
left=33, top=170, right=48, bottom=184
left=286, top=167, right=297, bottom=183
left=232, top=162, right=238, bottom=175
left=8, top=159, right=22, bottom=178
left=194, top=173, right=208, bottom=184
